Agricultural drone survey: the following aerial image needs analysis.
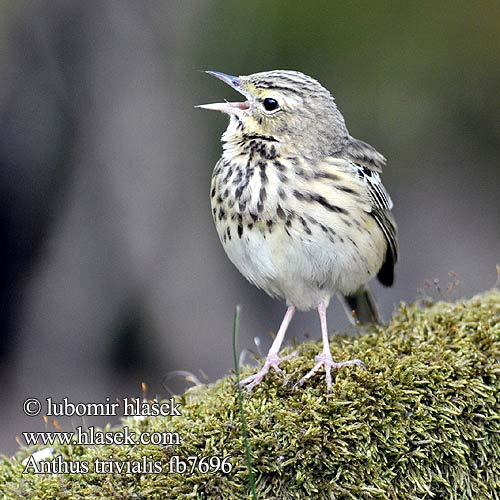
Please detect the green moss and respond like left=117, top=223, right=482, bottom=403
left=1, top=290, right=499, bottom=499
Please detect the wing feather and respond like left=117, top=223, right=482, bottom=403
left=292, top=153, right=398, bottom=286
left=352, top=162, right=398, bottom=285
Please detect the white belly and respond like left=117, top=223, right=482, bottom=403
left=216, top=216, right=386, bottom=311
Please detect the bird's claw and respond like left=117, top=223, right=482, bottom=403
left=297, top=352, right=365, bottom=392
left=238, top=352, right=296, bottom=391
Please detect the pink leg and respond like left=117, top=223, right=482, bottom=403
left=298, top=301, right=364, bottom=392
left=239, top=305, right=296, bottom=390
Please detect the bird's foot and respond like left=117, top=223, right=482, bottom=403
left=239, top=351, right=297, bottom=391
left=297, top=352, right=365, bottom=392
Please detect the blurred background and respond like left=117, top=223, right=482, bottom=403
left=1, top=1, right=499, bottom=454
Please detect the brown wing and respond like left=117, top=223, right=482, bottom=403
left=345, top=136, right=397, bottom=286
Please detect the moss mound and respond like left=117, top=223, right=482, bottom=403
left=1, top=290, right=499, bottom=499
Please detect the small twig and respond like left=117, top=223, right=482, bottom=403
left=232, top=305, right=257, bottom=499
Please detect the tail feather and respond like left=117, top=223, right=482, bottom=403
left=339, top=286, right=383, bottom=325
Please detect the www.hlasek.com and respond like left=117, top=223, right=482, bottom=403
left=21, top=397, right=232, bottom=475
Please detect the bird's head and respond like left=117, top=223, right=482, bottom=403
left=197, top=70, right=349, bottom=157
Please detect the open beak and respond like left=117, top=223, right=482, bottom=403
left=196, top=71, right=250, bottom=114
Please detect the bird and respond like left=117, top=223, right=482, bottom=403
left=198, top=70, right=397, bottom=392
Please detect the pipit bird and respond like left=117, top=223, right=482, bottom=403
left=198, top=70, right=397, bottom=391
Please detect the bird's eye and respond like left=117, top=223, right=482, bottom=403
left=263, top=97, right=279, bottom=112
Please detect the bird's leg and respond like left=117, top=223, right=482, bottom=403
left=298, top=301, right=364, bottom=392
left=239, top=305, right=296, bottom=390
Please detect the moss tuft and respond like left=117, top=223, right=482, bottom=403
left=1, top=290, right=499, bottom=499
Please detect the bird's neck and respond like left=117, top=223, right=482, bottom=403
left=221, top=131, right=280, bottom=163
left=213, top=130, right=297, bottom=222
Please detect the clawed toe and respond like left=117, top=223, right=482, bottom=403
left=297, top=352, right=365, bottom=392
left=238, top=354, right=287, bottom=391
left=332, top=358, right=365, bottom=369
left=237, top=306, right=297, bottom=391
